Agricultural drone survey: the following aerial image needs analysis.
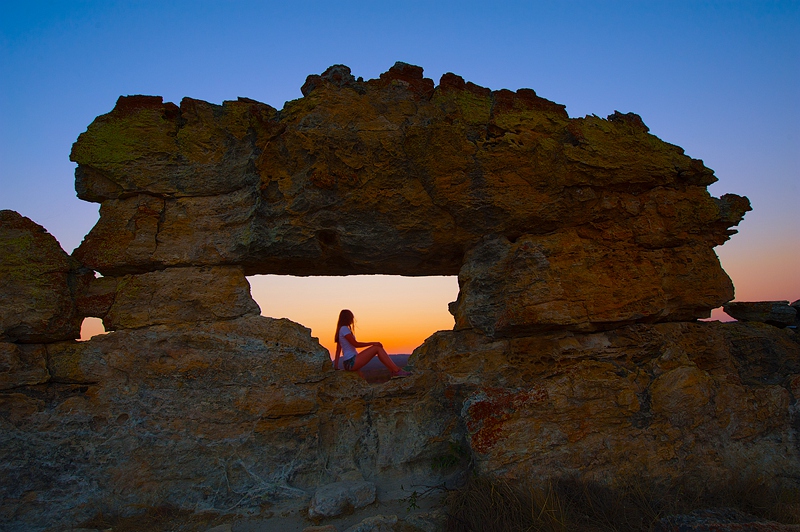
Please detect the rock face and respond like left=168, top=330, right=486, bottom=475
left=309, top=481, right=377, bottom=519
left=0, top=210, right=92, bottom=343
left=69, top=62, right=748, bottom=326
left=410, top=321, right=800, bottom=484
left=2, top=63, right=796, bottom=531
left=724, top=300, right=798, bottom=328
left=101, top=265, right=260, bottom=330
left=452, top=231, right=735, bottom=335
left=1, top=317, right=465, bottom=530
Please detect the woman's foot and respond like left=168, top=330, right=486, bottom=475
left=391, top=369, right=411, bottom=379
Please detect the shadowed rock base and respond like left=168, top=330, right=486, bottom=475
left=1, top=319, right=798, bottom=530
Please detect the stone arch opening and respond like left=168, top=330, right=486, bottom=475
left=247, top=274, right=459, bottom=357
left=79, top=316, right=107, bottom=341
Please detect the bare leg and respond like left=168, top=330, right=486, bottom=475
left=350, top=344, right=402, bottom=373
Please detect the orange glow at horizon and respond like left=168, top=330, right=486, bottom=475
left=79, top=316, right=106, bottom=340
left=248, top=275, right=460, bottom=357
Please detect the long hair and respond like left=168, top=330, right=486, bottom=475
left=334, top=309, right=355, bottom=344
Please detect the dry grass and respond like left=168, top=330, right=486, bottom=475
left=79, top=505, right=226, bottom=532
left=445, top=475, right=800, bottom=532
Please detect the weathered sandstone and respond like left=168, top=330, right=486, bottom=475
left=0, top=210, right=92, bottom=343
left=102, top=265, right=260, bottom=330
left=409, top=321, right=800, bottom=484
left=724, top=300, right=798, bottom=327
left=69, top=63, right=748, bottom=325
left=452, top=230, right=734, bottom=335
left=1, top=319, right=797, bottom=530
left=3, top=64, right=794, bottom=531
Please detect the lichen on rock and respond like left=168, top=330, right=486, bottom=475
left=2, top=63, right=794, bottom=531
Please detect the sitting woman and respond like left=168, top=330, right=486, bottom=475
left=333, top=309, right=410, bottom=378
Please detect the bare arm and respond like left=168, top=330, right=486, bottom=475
left=344, top=333, right=382, bottom=349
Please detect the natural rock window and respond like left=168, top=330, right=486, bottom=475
left=6, top=64, right=790, bottom=532
left=247, top=274, right=459, bottom=356
left=79, top=316, right=106, bottom=340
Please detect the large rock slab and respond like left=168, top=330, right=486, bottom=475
left=0, top=315, right=463, bottom=530
left=0, top=210, right=92, bottom=343
left=724, top=300, right=797, bottom=327
left=101, top=265, right=260, bottom=330
left=409, top=321, right=800, bottom=485
left=70, top=65, right=747, bottom=329
left=451, top=231, right=734, bottom=335
left=2, top=316, right=329, bottom=529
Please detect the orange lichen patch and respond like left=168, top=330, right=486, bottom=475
left=466, top=386, right=548, bottom=454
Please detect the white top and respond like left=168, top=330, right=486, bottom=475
left=338, top=326, right=358, bottom=360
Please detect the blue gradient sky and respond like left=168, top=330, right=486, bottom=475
left=2, top=1, right=798, bottom=352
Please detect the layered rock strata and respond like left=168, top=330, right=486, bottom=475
left=2, top=64, right=795, bottom=531
left=410, top=321, right=800, bottom=483
left=724, top=300, right=798, bottom=328
left=70, top=62, right=749, bottom=329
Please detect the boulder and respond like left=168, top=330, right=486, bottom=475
left=0, top=210, right=92, bottom=343
left=2, top=315, right=463, bottom=529
left=308, top=480, right=377, bottom=519
left=409, top=321, right=800, bottom=484
left=2, top=316, right=331, bottom=528
left=723, top=300, right=797, bottom=327
left=451, top=231, right=733, bottom=335
left=72, top=188, right=260, bottom=274
left=70, top=95, right=277, bottom=201
left=102, top=266, right=260, bottom=330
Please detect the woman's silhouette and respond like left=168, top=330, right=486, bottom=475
left=333, top=309, right=410, bottom=378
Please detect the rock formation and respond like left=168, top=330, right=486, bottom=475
left=724, top=300, right=798, bottom=328
left=2, top=63, right=798, bottom=531
left=69, top=62, right=749, bottom=329
left=0, top=210, right=92, bottom=343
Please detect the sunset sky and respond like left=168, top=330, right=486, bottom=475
left=2, top=1, right=798, bottom=354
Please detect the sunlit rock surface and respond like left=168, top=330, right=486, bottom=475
left=0, top=317, right=464, bottom=529
left=70, top=63, right=747, bottom=327
left=410, top=321, right=800, bottom=483
left=451, top=231, right=735, bottom=335
left=2, top=63, right=795, bottom=531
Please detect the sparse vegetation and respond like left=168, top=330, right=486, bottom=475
left=432, top=441, right=469, bottom=472
left=445, top=474, right=800, bottom=532
left=80, top=505, right=226, bottom=532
